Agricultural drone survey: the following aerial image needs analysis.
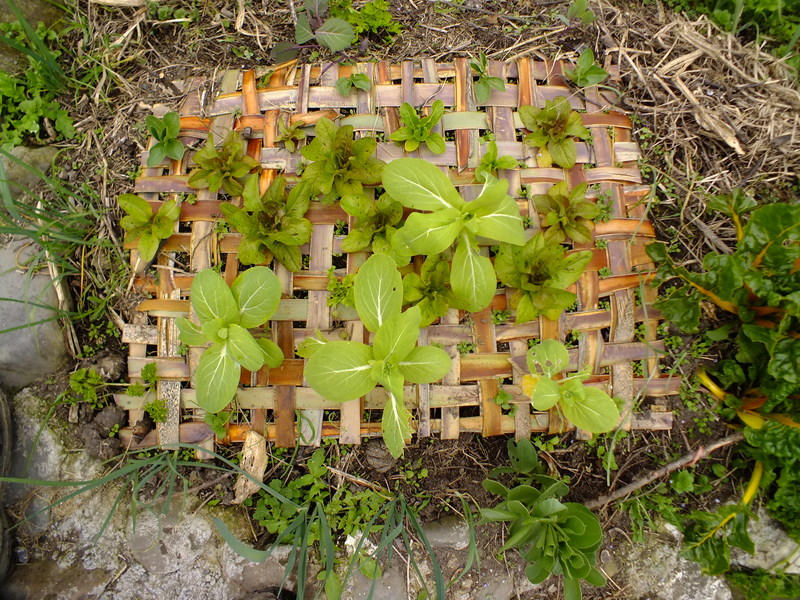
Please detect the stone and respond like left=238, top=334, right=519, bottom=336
left=0, top=236, right=68, bottom=390
left=92, top=405, right=127, bottom=436
left=732, top=508, right=800, bottom=574
left=0, top=146, right=59, bottom=203
left=364, top=439, right=395, bottom=473
left=343, top=564, right=407, bottom=600
left=616, top=525, right=732, bottom=600
left=421, top=514, right=470, bottom=550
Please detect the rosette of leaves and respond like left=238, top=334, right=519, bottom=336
left=384, top=158, right=526, bottom=312
left=481, top=473, right=605, bottom=600
left=495, top=233, right=592, bottom=322
left=402, top=254, right=458, bottom=327
left=470, top=52, right=506, bottom=104
left=219, top=175, right=312, bottom=272
left=389, top=100, right=446, bottom=155
left=145, top=111, right=185, bottom=167
left=271, top=0, right=355, bottom=61
left=521, top=340, right=620, bottom=433
left=176, top=267, right=284, bottom=413
left=276, top=117, right=306, bottom=152
left=300, top=117, right=384, bottom=205
left=302, top=254, right=452, bottom=457
left=118, top=193, right=180, bottom=264
left=533, top=181, right=599, bottom=243
left=188, top=130, right=260, bottom=196
left=519, top=96, right=591, bottom=169
left=339, top=190, right=406, bottom=264
left=564, top=48, right=609, bottom=88
left=475, top=140, right=518, bottom=183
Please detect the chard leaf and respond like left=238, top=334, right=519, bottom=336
left=231, top=266, right=281, bottom=328
left=191, top=269, right=239, bottom=325
left=530, top=376, right=561, bottom=411
left=560, top=384, right=619, bottom=433
left=466, top=179, right=526, bottom=245
left=353, top=254, right=403, bottom=332
left=137, top=232, right=160, bottom=263
left=527, top=339, right=570, bottom=377
left=398, top=345, right=451, bottom=383
left=256, top=337, right=284, bottom=368
left=304, top=341, right=376, bottom=403
left=226, top=324, right=266, bottom=372
left=195, top=342, right=240, bottom=413
left=176, top=317, right=206, bottom=346
left=393, top=207, right=461, bottom=255
left=451, top=235, right=496, bottom=312
left=383, top=158, right=463, bottom=211
left=380, top=369, right=412, bottom=458
left=373, top=306, right=421, bottom=361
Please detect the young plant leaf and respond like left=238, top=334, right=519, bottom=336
left=353, top=254, right=403, bottom=332
left=315, top=17, right=355, bottom=51
left=195, top=343, right=240, bottom=413
left=304, top=341, right=376, bottom=402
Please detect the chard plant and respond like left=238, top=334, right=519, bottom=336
left=145, top=111, right=185, bottom=167
left=403, top=254, right=458, bottom=327
left=302, top=254, right=452, bottom=457
left=521, top=340, right=620, bottom=433
left=383, top=158, right=526, bottom=312
left=495, top=233, right=592, bottom=322
left=340, top=190, right=407, bottom=264
left=565, top=48, right=609, bottom=88
left=475, top=140, right=518, bottom=183
left=220, top=175, right=312, bottom=272
left=470, top=52, right=506, bottom=104
left=519, top=96, right=591, bottom=169
left=533, top=181, right=599, bottom=244
left=389, top=100, right=446, bottom=155
left=482, top=471, right=605, bottom=600
left=176, top=267, right=284, bottom=413
left=187, top=130, right=260, bottom=197
left=118, top=193, right=180, bottom=264
left=300, top=117, right=384, bottom=205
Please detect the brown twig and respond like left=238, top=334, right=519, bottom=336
left=586, top=432, right=744, bottom=510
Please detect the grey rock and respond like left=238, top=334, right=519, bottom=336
left=92, top=405, right=126, bottom=436
left=616, top=524, right=732, bottom=600
left=421, top=514, right=470, bottom=550
left=732, top=508, right=800, bottom=574
left=0, top=237, right=68, bottom=389
left=364, top=439, right=395, bottom=473
left=0, top=146, right=59, bottom=203
left=344, top=564, right=407, bottom=600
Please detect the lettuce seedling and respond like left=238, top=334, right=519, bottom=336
left=220, top=175, right=312, bottom=271
left=300, top=117, right=384, bottom=205
left=303, top=254, right=452, bottom=457
left=188, top=130, right=260, bottom=196
left=384, top=158, right=526, bottom=312
left=176, top=267, right=284, bottom=413
left=475, top=140, right=518, bottom=183
left=533, top=181, right=599, bottom=243
left=145, top=111, right=185, bottom=167
left=519, top=96, right=591, bottom=169
left=495, top=233, right=592, bottom=322
left=340, top=190, right=407, bottom=264
left=470, top=52, right=506, bottom=104
left=276, top=116, right=306, bottom=153
left=118, top=193, right=180, bottom=265
left=521, top=340, right=620, bottom=433
left=482, top=472, right=605, bottom=599
left=390, top=100, right=446, bottom=155
left=403, top=254, right=458, bottom=326
left=565, top=48, right=609, bottom=88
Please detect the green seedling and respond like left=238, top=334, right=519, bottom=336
left=335, top=73, right=371, bottom=96
left=390, top=100, right=446, bottom=154
left=145, top=111, right=185, bottom=167
left=276, top=116, right=307, bottom=152
left=340, top=190, right=407, bottom=265
left=176, top=267, right=285, bottom=413
left=402, top=254, right=460, bottom=326
left=470, top=52, right=506, bottom=104
left=475, top=140, right=518, bottom=183
left=533, top=181, right=599, bottom=243
left=188, top=130, right=260, bottom=196
left=519, top=96, right=592, bottom=169
left=118, top=193, right=180, bottom=265
left=565, top=48, right=609, bottom=88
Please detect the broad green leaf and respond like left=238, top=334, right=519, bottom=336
left=451, top=236, right=496, bottom=312
left=231, top=266, right=281, bottom=328
left=156, top=198, right=181, bottom=223
left=373, top=306, right=421, bottom=361
left=295, top=11, right=314, bottom=44
left=176, top=317, right=206, bottom=345
left=256, top=337, right=284, bottom=368
left=195, top=343, right=240, bottom=413
left=549, top=138, right=576, bottom=169
left=164, top=138, right=185, bottom=160
left=137, top=231, right=160, bottom=263
left=560, top=385, right=620, bottom=433
left=151, top=214, right=175, bottom=240
left=118, top=193, right=153, bottom=223
left=381, top=370, right=412, bottom=458
left=191, top=269, right=239, bottom=325
left=353, top=254, right=403, bottom=332
left=315, top=17, right=354, bottom=51
left=305, top=341, right=376, bottom=402
left=383, top=158, right=463, bottom=211
left=527, top=340, right=570, bottom=377
left=393, top=207, right=461, bottom=255
left=147, top=143, right=166, bottom=167
left=468, top=183, right=525, bottom=245
left=425, top=132, right=446, bottom=155
left=226, top=324, right=266, bottom=372
left=530, top=376, right=560, bottom=411
left=398, top=345, right=452, bottom=383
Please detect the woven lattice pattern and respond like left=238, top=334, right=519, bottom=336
left=117, top=58, right=677, bottom=449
